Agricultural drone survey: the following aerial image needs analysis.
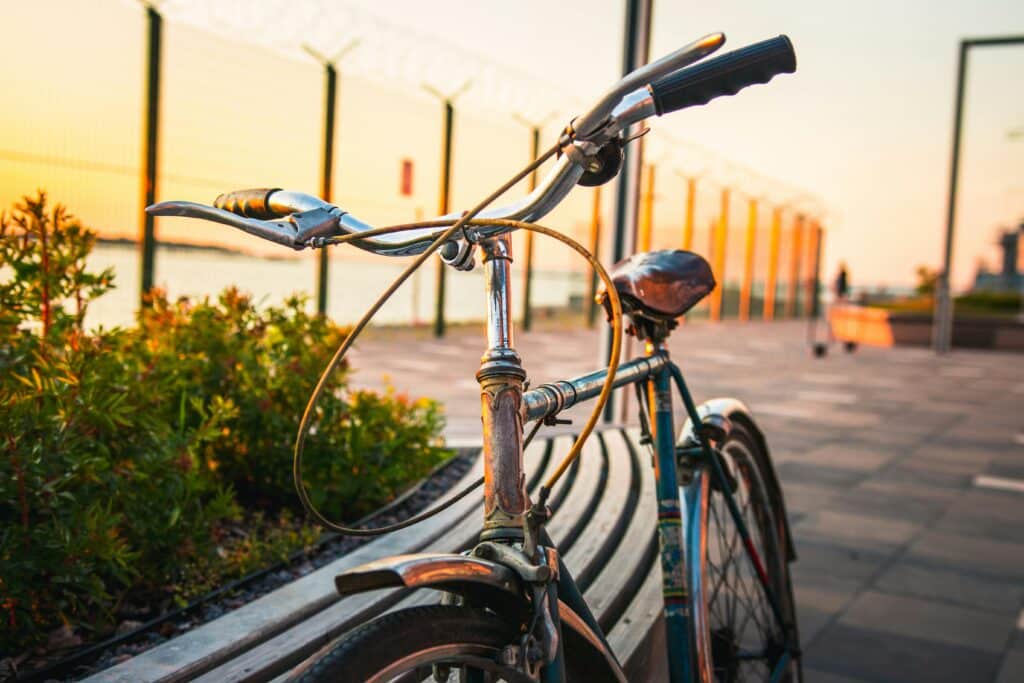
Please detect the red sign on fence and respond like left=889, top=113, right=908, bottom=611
left=400, top=159, right=414, bottom=196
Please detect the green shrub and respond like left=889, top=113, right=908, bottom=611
left=129, top=288, right=450, bottom=521
left=0, top=193, right=450, bottom=653
left=955, top=289, right=1022, bottom=314
left=1, top=194, right=237, bottom=651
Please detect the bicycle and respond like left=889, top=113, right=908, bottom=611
left=150, top=32, right=800, bottom=683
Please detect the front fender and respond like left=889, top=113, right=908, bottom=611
left=335, top=553, right=524, bottom=615
left=335, top=553, right=625, bottom=682
left=678, top=398, right=797, bottom=562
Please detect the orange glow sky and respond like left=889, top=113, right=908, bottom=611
left=1, top=0, right=1022, bottom=290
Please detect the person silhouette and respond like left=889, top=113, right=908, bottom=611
left=834, top=262, right=850, bottom=301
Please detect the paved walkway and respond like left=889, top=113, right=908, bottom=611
left=349, top=319, right=1024, bottom=682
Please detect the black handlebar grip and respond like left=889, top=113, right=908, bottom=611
left=213, top=188, right=283, bottom=219
left=649, top=35, right=796, bottom=116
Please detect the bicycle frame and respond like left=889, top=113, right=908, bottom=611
left=334, top=233, right=795, bottom=682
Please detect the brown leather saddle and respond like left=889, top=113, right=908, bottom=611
left=597, top=249, right=716, bottom=326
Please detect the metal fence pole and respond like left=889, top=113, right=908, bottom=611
left=303, top=41, right=357, bottom=317
left=739, top=197, right=758, bottom=321
left=710, top=187, right=729, bottom=321
left=517, top=121, right=542, bottom=330
left=807, top=220, right=824, bottom=318
left=434, top=100, right=454, bottom=337
left=316, top=63, right=337, bottom=315
left=139, top=4, right=162, bottom=307
left=586, top=186, right=602, bottom=327
left=763, top=206, right=782, bottom=320
left=785, top=213, right=804, bottom=318
left=638, top=163, right=655, bottom=252
left=682, top=176, right=696, bottom=251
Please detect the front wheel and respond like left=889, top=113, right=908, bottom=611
left=685, top=420, right=802, bottom=682
left=288, top=605, right=531, bottom=682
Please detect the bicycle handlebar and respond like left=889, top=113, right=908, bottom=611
left=649, top=36, right=796, bottom=116
left=147, top=33, right=796, bottom=259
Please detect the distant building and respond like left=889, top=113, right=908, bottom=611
left=973, top=221, right=1023, bottom=292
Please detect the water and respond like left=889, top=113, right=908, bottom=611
left=84, top=242, right=585, bottom=330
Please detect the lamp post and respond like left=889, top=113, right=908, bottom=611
left=934, top=35, right=1024, bottom=353
left=603, top=0, right=652, bottom=423
left=303, top=40, right=358, bottom=317
left=423, top=81, right=472, bottom=338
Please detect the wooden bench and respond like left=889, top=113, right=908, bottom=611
left=85, top=428, right=666, bottom=682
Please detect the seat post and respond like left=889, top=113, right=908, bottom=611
left=476, top=234, right=529, bottom=538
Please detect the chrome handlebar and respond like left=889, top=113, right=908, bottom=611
left=146, top=33, right=727, bottom=262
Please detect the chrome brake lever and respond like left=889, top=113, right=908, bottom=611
left=147, top=201, right=313, bottom=250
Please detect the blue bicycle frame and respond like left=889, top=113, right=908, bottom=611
left=523, top=342, right=794, bottom=682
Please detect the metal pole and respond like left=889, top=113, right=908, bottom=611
left=808, top=221, right=824, bottom=318
left=934, top=42, right=968, bottom=352
left=934, top=35, right=1024, bottom=353
left=710, top=187, right=729, bottom=321
left=586, top=186, right=602, bottom=327
left=316, top=63, right=337, bottom=316
left=139, top=4, right=161, bottom=307
left=739, top=197, right=757, bottom=321
left=521, top=125, right=541, bottom=330
left=682, top=176, right=696, bottom=251
left=764, top=206, right=782, bottom=320
left=603, top=0, right=652, bottom=422
left=785, top=214, right=804, bottom=318
left=434, top=99, right=454, bottom=338
left=638, top=163, right=656, bottom=252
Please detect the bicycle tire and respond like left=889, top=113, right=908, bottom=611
left=687, top=420, right=802, bottom=682
left=288, top=604, right=548, bottom=682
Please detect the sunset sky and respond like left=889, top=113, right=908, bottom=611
left=1, top=0, right=1022, bottom=291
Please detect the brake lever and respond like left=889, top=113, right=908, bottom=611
left=146, top=201, right=341, bottom=250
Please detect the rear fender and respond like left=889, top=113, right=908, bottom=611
left=678, top=398, right=797, bottom=562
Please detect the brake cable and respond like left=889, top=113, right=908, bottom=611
left=292, top=153, right=623, bottom=536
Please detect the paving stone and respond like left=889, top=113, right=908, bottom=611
left=873, top=560, right=1024, bottom=615
left=776, top=461, right=869, bottom=488
left=793, top=510, right=920, bottom=552
left=907, top=531, right=1024, bottom=583
left=934, top=489, right=1024, bottom=544
left=777, top=481, right=838, bottom=516
left=996, top=650, right=1024, bottom=683
left=827, top=485, right=947, bottom=526
left=805, top=623, right=1002, bottom=683
left=790, top=539, right=890, bottom=584
left=839, top=590, right=1015, bottom=654
left=794, top=443, right=897, bottom=472
left=802, top=668, right=873, bottom=683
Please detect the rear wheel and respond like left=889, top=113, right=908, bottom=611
left=687, top=421, right=801, bottom=682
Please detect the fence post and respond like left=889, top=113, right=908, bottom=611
left=138, top=4, right=162, bottom=307
left=739, top=197, right=757, bottom=321
left=638, top=164, right=655, bottom=252
left=710, top=187, right=729, bottom=321
left=763, top=206, right=782, bottom=320
left=586, top=186, right=602, bottom=327
left=785, top=213, right=805, bottom=317
left=519, top=122, right=541, bottom=330
left=682, top=176, right=696, bottom=250
left=806, top=220, right=824, bottom=318
left=316, top=63, right=337, bottom=315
